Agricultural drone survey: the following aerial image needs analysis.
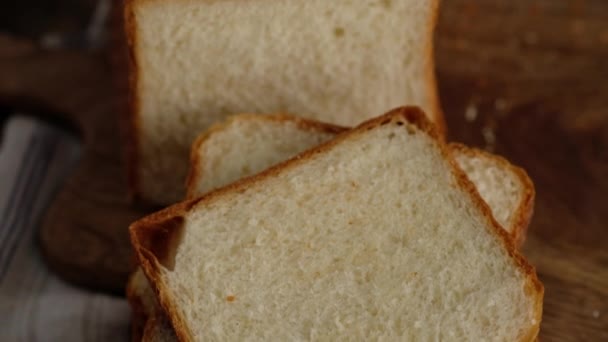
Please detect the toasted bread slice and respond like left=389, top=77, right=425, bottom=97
left=124, top=0, right=443, bottom=204
left=130, top=107, right=542, bottom=341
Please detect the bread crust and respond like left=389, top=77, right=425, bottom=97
left=449, top=143, right=536, bottom=247
left=131, top=107, right=542, bottom=342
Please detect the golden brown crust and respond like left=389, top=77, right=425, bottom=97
left=133, top=216, right=185, bottom=271
left=449, top=143, right=536, bottom=248
left=131, top=106, right=542, bottom=342
left=246, top=113, right=349, bottom=134
left=185, top=113, right=348, bottom=199
left=132, top=233, right=193, bottom=342
left=124, top=0, right=142, bottom=202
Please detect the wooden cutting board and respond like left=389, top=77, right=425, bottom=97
left=0, top=1, right=606, bottom=340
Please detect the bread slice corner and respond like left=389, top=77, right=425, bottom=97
left=131, top=107, right=543, bottom=341
left=450, top=143, right=535, bottom=247
left=185, top=113, right=347, bottom=199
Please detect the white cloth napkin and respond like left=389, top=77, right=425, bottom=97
left=0, top=115, right=130, bottom=341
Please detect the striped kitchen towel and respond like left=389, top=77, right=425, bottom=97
left=0, top=115, right=130, bottom=342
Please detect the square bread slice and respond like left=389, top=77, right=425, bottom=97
left=128, top=114, right=536, bottom=341
left=130, top=107, right=543, bottom=341
left=124, top=0, right=443, bottom=204
left=187, top=114, right=535, bottom=244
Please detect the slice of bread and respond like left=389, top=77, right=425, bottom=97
left=128, top=114, right=536, bottom=341
left=185, top=114, right=345, bottom=202
left=130, top=107, right=543, bottom=341
left=187, top=114, right=535, bottom=243
left=124, top=0, right=443, bottom=204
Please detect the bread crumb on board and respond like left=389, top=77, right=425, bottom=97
left=465, top=103, right=478, bottom=122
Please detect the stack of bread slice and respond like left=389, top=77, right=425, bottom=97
left=127, top=108, right=542, bottom=341
left=123, top=0, right=543, bottom=340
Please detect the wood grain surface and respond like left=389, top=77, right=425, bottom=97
left=0, top=0, right=606, bottom=340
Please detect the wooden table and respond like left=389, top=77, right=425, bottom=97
left=0, top=1, right=606, bottom=340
